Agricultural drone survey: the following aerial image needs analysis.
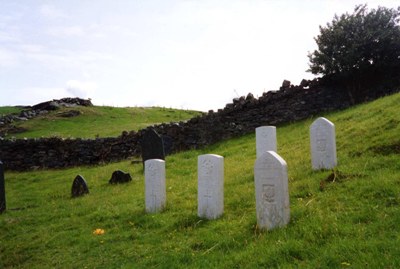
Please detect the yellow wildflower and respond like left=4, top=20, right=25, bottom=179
left=93, top=228, right=105, bottom=235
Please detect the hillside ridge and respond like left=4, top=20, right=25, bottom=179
left=0, top=79, right=399, bottom=170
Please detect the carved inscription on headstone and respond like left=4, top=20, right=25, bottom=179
left=256, top=126, right=277, bottom=157
left=198, top=154, right=224, bottom=220
left=145, top=159, right=166, bottom=213
left=254, top=151, right=289, bottom=230
left=310, top=117, right=337, bottom=170
left=0, top=161, right=6, bottom=213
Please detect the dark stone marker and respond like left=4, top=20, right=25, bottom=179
left=141, top=128, right=165, bottom=164
left=109, top=170, right=132, bottom=184
left=71, top=175, right=89, bottom=198
left=162, top=135, right=173, bottom=155
left=0, top=161, right=6, bottom=213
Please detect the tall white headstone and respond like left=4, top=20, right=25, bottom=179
left=254, top=151, right=290, bottom=230
left=256, top=126, right=277, bottom=157
left=198, top=154, right=224, bottom=220
left=310, top=117, right=337, bottom=170
left=145, top=159, right=166, bottom=213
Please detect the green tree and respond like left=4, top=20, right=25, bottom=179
left=308, top=4, right=400, bottom=101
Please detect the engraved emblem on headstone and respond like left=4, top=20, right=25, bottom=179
left=254, top=151, right=290, bottom=230
left=262, top=184, right=275, bottom=204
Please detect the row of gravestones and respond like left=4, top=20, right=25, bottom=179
left=142, top=117, right=336, bottom=230
left=140, top=116, right=337, bottom=171
left=256, top=117, right=337, bottom=170
left=0, top=117, right=336, bottom=231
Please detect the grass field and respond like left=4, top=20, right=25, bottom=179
left=1, top=93, right=400, bottom=268
left=1, top=106, right=200, bottom=139
left=0, top=106, right=23, bottom=115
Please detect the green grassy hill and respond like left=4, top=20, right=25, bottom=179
left=1, top=93, right=400, bottom=268
left=0, top=106, right=23, bottom=115
left=1, top=106, right=201, bottom=139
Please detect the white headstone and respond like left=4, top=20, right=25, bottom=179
left=198, top=154, right=224, bottom=219
left=145, top=159, right=166, bottom=213
left=256, top=126, right=277, bottom=157
left=254, top=151, right=290, bottom=230
left=310, top=117, right=337, bottom=170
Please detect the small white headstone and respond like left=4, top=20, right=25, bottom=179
left=198, top=154, right=224, bottom=219
left=256, top=126, right=277, bottom=157
left=145, top=159, right=166, bottom=213
left=310, top=117, right=337, bottom=170
left=254, top=151, right=290, bottom=230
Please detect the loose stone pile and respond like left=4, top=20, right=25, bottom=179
left=0, top=97, right=92, bottom=137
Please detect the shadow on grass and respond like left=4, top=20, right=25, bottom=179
left=173, top=214, right=209, bottom=231
left=319, top=169, right=366, bottom=191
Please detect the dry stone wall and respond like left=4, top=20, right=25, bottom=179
left=0, top=79, right=395, bottom=171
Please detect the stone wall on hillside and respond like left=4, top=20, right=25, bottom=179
left=0, top=79, right=393, bottom=171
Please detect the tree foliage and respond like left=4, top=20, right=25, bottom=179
left=308, top=4, right=400, bottom=100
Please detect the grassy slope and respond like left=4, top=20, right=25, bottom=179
left=0, top=106, right=23, bottom=115
left=1, top=93, right=400, bottom=268
left=3, top=106, right=200, bottom=139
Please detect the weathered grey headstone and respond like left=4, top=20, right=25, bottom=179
left=254, top=151, right=290, bottom=230
left=145, top=159, right=166, bottom=213
left=256, top=126, right=277, bottom=157
left=108, top=170, right=132, bottom=184
left=310, top=117, right=337, bottom=170
left=0, top=161, right=6, bottom=213
left=141, top=129, right=165, bottom=165
left=198, top=154, right=224, bottom=219
left=71, top=175, right=89, bottom=198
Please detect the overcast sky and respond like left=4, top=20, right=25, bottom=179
left=0, top=0, right=398, bottom=111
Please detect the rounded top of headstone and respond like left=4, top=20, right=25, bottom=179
left=144, top=159, right=165, bottom=165
left=256, top=126, right=276, bottom=131
left=74, top=174, right=85, bottom=181
left=311, top=117, right=334, bottom=128
left=198, top=154, right=223, bottom=160
left=255, top=151, right=287, bottom=168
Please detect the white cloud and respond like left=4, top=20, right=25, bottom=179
left=4, top=87, right=70, bottom=106
left=0, top=30, right=18, bottom=42
left=66, top=80, right=97, bottom=98
left=47, top=26, right=85, bottom=37
left=3, top=0, right=399, bottom=111
left=39, top=5, right=68, bottom=19
left=0, top=48, right=18, bottom=67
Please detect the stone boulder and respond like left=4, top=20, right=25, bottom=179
left=109, top=170, right=132, bottom=184
left=281, top=80, right=291, bottom=89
